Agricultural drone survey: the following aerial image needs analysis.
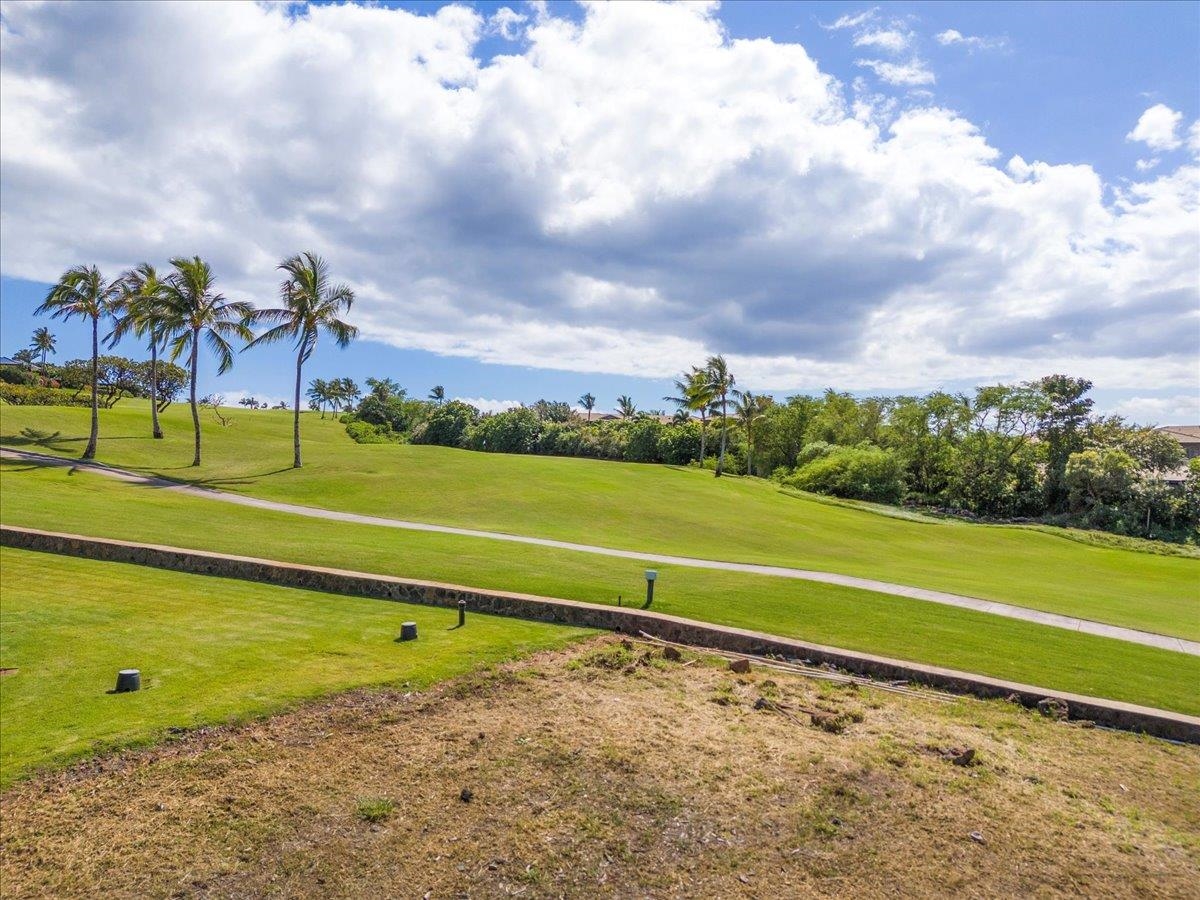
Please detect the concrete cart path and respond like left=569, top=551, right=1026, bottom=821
left=3, top=446, right=1197, bottom=657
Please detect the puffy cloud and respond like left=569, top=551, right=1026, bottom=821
left=1135, top=158, right=1160, bottom=172
left=0, top=0, right=1196, bottom=398
left=1127, top=104, right=1184, bottom=151
left=488, top=6, right=527, bottom=41
left=935, top=29, right=1006, bottom=51
left=453, top=397, right=522, bottom=414
left=855, top=57, right=935, bottom=86
left=1110, top=394, right=1200, bottom=426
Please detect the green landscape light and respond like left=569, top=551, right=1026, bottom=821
left=643, top=569, right=657, bottom=609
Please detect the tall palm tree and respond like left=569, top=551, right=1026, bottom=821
left=246, top=252, right=357, bottom=468
left=109, top=263, right=171, bottom=439
left=429, top=385, right=445, bottom=404
left=734, top=390, right=772, bottom=477
left=307, top=378, right=331, bottom=418
left=704, top=355, right=735, bottom=477
left=578, top=392, right=596, bottom=422
left=35, top=266, right=121, bottom=459
left=163, top=256, right=254, bottom=467
left=30, top=326, right=56, bottom=367
left=616, top=394, right=637, bottom=419
left=664, top=368, right=716, bottom=467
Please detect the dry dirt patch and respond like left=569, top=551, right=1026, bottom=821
left=2, top=637, right=1197, bottom=898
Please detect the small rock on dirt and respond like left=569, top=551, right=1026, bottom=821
left=969, top=831, right=986, bottom=844
left=459, top=788, right=474, bottom=803
left=1036, top=698, right=1069, bottom=721
left=952, top=748, right=977, bottom=767
left=662, top=645, right=682, bottom=661
left=729, top=658, right=751, bottom=674
left=753, top=697, right=770, bottom=710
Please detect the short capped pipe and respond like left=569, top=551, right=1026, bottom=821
left=115, top=669, right=141, bottom=693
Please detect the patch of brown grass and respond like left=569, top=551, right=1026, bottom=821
left=2, top=636, right=1197, bottom=898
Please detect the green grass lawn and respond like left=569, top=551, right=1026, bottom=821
left=2, top=401, right=1197, bottom=638
left=0, top=546, right=594, bottom=787
left=3, top=458, right=1198, bottom=718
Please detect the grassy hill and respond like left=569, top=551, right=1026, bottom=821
left=3, top=401, right=1197, bottom=636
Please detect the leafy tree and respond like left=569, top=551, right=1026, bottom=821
left=664, top=368, right=716, bottom=467
left=1065, top=448, right=1138, bottom=509
left=163, top=256, right=254, bottom=466
left=532, top=399, right=573, bottom=422
left=247, top=252, right=357, bottom=468
left=578, top=392, right=596, bottom=422
left=413, top=400, right=480, bottom=447
left=12, top=348, right=37, bottom=370
left=35, top=265, right=121, bottom=459
left=703, top=355, right=735, bottom=477
left=30, top=327, right=56, bottom=367
left=625, top=418, right=663, bottom=462
left=1036, top=375, right=1094, bottom=512
left=238, top=396, right=259, bottom=408
left=109, top=263, right=172, bottom=438
left=428, top=384, right=445, bottom=404
left=616, top=394, right=637, bottom=419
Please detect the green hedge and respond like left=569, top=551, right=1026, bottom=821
left=0, top=384, right=91, bottom=407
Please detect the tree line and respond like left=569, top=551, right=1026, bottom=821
left=34, top=253, right=356, bottom=467
left=331, top=367, right=1197, bottom=543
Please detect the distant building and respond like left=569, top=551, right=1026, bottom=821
left=1158, top=425, right=1200, bottom=460
left=1157, top=425, right=1200, bottom=484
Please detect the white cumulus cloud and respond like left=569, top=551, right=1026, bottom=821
left=1127, top=104, right=1184, bottom=151
left=0, top=0, right=1196, bottom=399
left=855, top=57, right=935, bottom=86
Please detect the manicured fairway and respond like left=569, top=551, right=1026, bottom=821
left=0, top=547, right=594, bottom=786
left=2, top=402, right=1197, bottom=637
left=3, top=460, right=1199, bottom=717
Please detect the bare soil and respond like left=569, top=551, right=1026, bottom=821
left=2, top=637, right=1197, bottom=898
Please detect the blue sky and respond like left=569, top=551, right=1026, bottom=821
left=1, top=1, right=1197, bottom=420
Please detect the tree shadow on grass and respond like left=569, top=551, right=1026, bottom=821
left=0, top=450, right=294, bottom=490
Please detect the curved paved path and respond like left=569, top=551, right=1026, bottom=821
left=4, top=446, right=1197, bottom=656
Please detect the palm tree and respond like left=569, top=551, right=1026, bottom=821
left=734, top=390, right=772, bottom=477
left=616, top=394, right=637, bottom=419
left=30, top=327, right=56, bottom=367
left=335, top=377, right=361, bottom=413
left=109, top=263, right=171, bottom=439
left=366, top=376, right=402, bottom=401
left=429, top=385, right=445, bottom=404
left=664, top=368, right=716, bottom=467
left=35, top=266, right=121, bottom=459
left=704, top=355, right=735, bottom=477
left=307, top=378, right=331, bottom=418
left=578, top=392, right=596, bottom=422
left=246, top=252, right=357, bottom=468
left=163, top=256, right=254, bottom=467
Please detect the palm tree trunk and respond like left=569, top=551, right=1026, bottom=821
left=292, top=351, right=303, bottom=468
left=150, top=336, right=163, bottom=439
left=189, top=328, right=201, bottom=467
left=715, top=395, right=728, bottom=477
left=82, top=317, right=99, bottom=460
left=698, top=412, right=707, bottom=467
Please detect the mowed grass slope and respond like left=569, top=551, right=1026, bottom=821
left=0, top=547, right=593, bottom=786
left=3, top=401, right=1198, bottom=637
left=3, top=460, right=1199, bottom=717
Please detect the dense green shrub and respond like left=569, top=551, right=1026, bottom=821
left=0, top=367, right=38, bottom=386
left=656, top=422, right=702, bottom=465
left=344, top=420, right=400, bottom=444
left=786, top=445, right=905, bottom=503
left=412, top=400, right=478, bottom=447
left=0, top=384, right=91, bottom=407
left=624, top=419, right=664, bottom=462
left=466, top=407, right=542, bottom=454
